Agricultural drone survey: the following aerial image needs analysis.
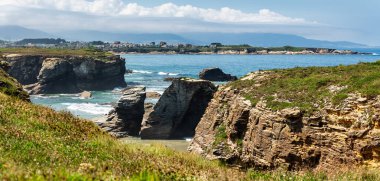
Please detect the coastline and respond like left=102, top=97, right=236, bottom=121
left=114, top=51, right=372, bottom=56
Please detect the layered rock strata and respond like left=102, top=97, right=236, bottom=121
left=3, top=54, right=127, bottom=94
left=96, top=87, right=146, bottom=138
left=189, top=72, right=380, bottom=171
left=140, top=78, right=216, bottom=139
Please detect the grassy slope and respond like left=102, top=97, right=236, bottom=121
left=230, top=61, right=380, bottom=114
left=0, top=94, right=247, bottom=180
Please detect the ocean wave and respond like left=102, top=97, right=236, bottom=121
left=373, top=53, right=379, bottom=56
left=32, top=95, right=60, bottom=99
left=158, top=72, right=179, bottom=76
left=62, top=103, right=113, bottom=115
left=133, top=70, right=153, bottom=74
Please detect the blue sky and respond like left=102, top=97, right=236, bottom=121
left=0, top=0, right=378, bottom=45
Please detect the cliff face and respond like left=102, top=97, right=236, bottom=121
left=97, top=86, right=146, bottom=138
left=4, top=54, right=127, bottom=94
left=140, top=78, right=216, bottom=139
left=189, top=67, right=380, bottom=171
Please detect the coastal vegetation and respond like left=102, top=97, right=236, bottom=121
left=230, top=60, right=380, bottom=114
left=0, top=47, right=115, bottom=62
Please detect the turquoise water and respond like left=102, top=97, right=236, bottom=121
left=32, top=53, right=380, bottom=119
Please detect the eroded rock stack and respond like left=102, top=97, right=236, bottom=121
left=140, top=78, right=216, bottom=139
left=3, top=54, right=127, bottom=94
left=96, top=87, right=146, bottom=138
left=199, top=68, right=237, bottom=82
left=189, top=72, right=380, bottom=171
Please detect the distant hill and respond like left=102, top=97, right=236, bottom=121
left=16, top=38, right=66, bottom=45
left=0, top=25, right=53, bottom=40
left=59, top=31, right=365, bottom=48
left=0, top=25, right=368, bottom=48
left=181, top=33, right=367, bottom=48
left=57, top=30, right=195, bottom=44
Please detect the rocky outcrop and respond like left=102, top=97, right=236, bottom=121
left=189, top=73, right=380, bottom=171
left=199, top=68, right=237, bottom=82
left=5, top=55, right=44, bottom=85
left=0, top=68, right=30, bottom=101
left=140, top=78, right=216, bottom=139
left=80, top=91, right=92, bottom=99
left=96, top=87, right=146, bottom=138
left=3, top=54, right=127, bottom=94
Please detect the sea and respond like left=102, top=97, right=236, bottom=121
left=31, top=48, right=380, bottom=119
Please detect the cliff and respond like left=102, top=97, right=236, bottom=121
left=189, top=61, right=380, bottom=171
left=140, top=78, right=216, bottom=139
left=97, top=86, right=146, bottom=138
left=3, top=53, right=127, bottom=94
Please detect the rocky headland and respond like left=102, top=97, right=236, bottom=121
left=3, top=54, right=127, bottom=94
left=188, top=62, right=380, bottom=171
left=199, top=67, right=237, bottom=82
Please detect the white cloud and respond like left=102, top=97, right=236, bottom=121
left=0, top=0, right=312, bottom=25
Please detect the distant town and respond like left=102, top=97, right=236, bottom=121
left=0, top=38, right=365, bottom=55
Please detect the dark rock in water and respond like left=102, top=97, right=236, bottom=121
left=99, top=87, right=146, bottom=137
left=199, top=68, right=237, bottom=82
left=163, top=77, right=177, bottom=82
left=140, top=78, right=216, bottom=139
left=126, top=69, right=133, bottom=73
left=4, top=54, right=127, bottom=94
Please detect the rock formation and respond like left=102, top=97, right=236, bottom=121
left=140, top=78, right=216, bottom=139
left=189, top=72, right=380, bottom=171
left=3, top=54, right=127, bottom=94
left=96, top=87, right=146, bottom=138
left=146, top=92, right=161, bottom=98
left=0, top=68, right=30, bottom=101
left=80, top=91, right=92, bottom=99
left=199, top=68, right=237, bottom=82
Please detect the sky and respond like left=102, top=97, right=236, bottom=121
left=0, top=0, right=379, bottom=45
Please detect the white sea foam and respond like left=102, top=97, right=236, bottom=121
left=133, top=70, right=153, bottom=74
left=373, top=53, right=379, bottom=56
left=62, top=103, right=113, bottom=115
left=158, top=72, right=179, bottom=76
left=32, top=95, right=60, bottom=99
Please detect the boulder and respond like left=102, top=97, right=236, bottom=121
left=140, top=78, right=216, bottom=139
left=199, top=68, right=237, bottom=82
left=97, top=87, right=146, bottom=137
left=80, top=91, right=92, bottom=99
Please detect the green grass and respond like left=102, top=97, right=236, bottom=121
left=0, top=91, right=250, bottom=180
left=0, top=69, right=29, bottom=100
left=0, top=47, right=115, bottom=62
left=213, top=124, right=228, bottom=146
left=230, top=61, right=380, bottom=114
